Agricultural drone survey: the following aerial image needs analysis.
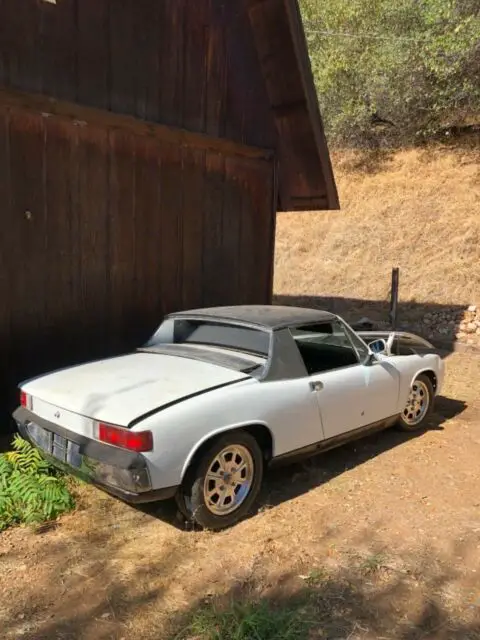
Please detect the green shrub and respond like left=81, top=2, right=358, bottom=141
left=0, top=435, right=75, bottom=531
left=301, top=0, right=480, bottom=147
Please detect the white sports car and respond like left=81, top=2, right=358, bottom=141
left=14, top=305, right=444, bottom=530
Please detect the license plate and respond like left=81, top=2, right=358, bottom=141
left=27, top=422, right=82, bottom=468
left=27, top=421, right=52, bottom=452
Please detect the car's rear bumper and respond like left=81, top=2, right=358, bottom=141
left=13, top=407, right=178, bottom=504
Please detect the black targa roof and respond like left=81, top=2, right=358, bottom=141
left=168, top=305, right=335, bottom=330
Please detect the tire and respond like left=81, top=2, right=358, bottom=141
left=396, top=373, right=434, bottom=432
left=175, top=431, right=264, bottom=530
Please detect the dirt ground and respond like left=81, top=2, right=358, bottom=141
left=1, top=350, right=479, bottom=639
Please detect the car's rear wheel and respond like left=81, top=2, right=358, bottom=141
left=176, top=431, right=264, bottom=530
left=396, top=374, right=434, bottom=432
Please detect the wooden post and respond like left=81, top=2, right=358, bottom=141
left=389, top=267, right=399, bottom=330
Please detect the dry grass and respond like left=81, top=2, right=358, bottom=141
left=275, top=147, right=480, bottom=306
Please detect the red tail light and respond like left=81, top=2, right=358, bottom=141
left=20, top=390, right=32, bottom=410
left=95, top=422, right=153, bottom=452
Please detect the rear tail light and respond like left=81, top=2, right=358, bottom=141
left=20, top=390, right=32, bottom=410
left=95, top=421, right=153, bottom=452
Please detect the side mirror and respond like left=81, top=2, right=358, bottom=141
left=368, top=339, right=387, bottom=355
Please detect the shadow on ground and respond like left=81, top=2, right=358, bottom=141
left=5, top=523, right=479, bottom=640
left=171, top=555, right=480, bottom=640
left=261, top=396, right=466, bottom=512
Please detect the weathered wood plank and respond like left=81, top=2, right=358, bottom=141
left=222, top=157, right=243, bottom=304
left=0, top=0, right=8, bottom=85
left=181, top=147, right=205, bottom=309
left=109, top=0, right=136, bottom=115
left=224, top=1, right=276, bottom=148
left=157, top=0, right=186, bottom=128
left=133, top=135, right=164, bottom=337
left=8, top=111, right=46, bottom=368
left=182, top=0, right=209, bottom=132
left=108, top=129, right=137, bottom=351
left=77, top=0, right=110, bottom=108
left=76, top=123, right=110, bottom=356
left=0, top=112, right=11, bottom=418
left=0, top=88, right=273, bottom=161
left=202, top=152, right=225, bottom=305
left=39, top=0, right=77, bottom=101
left=205, top=2, right=227, bottom=138
left=237, top=158, right=272, bottom=304
left=43, top=118, right=76, bottom=354
left=133, top=0, right=161, bottom=122
left=0, top=111, right=11, bottom=420
left=2, top=0, right=42, bottom=92
left=157, top=143, right=183, bottom=314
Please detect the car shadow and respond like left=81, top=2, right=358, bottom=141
left=259, top=396, right=466, bottom=510
left=135, top=395, right=467, bottom=531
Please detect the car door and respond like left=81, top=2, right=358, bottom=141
left=291, top=320, right=400, bottom=440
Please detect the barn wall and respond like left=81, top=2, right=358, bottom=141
left=0, top=0, right=277, bottom=149
left=0, top=101, right=275, bottom=422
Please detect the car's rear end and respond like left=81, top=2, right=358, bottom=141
left=15, top=386, right=176, bottom=504
left=13, top=349, right=259, bottom=504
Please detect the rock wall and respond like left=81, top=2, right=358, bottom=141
left=421, top=305, right=480, bottom=345
left=354, top=305, right=480, bottom=349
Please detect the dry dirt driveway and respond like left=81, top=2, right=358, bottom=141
left=1, top=351, right=479, bottom=640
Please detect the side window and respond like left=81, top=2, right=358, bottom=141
left=290, top=321, right=360, bottom=375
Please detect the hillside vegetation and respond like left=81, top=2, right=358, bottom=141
left=301, top=0, right=480, bottom=147
left=274, top=147, right=479, bottom=312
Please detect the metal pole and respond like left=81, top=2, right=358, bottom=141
left=389, top=267, right=399, bottom=330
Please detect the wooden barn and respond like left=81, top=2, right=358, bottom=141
left=0, top=0, right=338, bottom=423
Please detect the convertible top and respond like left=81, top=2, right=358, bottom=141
left=168, top=305, right=335, bottom=330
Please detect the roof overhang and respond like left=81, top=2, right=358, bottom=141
left=246, top=0, right=340, bottom=211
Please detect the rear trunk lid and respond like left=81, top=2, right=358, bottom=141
left=22, top=352, right=249, bottom=426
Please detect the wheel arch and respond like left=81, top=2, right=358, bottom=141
left=411, top=369, right=438, bottom=394
left=180, top=422, right=274, bottom=483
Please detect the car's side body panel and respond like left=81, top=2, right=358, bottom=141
left=377, top=352, right=443, bottom=403
left=136, top=375, right=326, bottom=489
left=308, top=360, right=401, bottom=439
left=139, top=351, right=442, bottom=491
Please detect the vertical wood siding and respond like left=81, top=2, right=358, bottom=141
left=0, top=106, right=275, bottom=421
left=0, top=0, right=276, bottom=150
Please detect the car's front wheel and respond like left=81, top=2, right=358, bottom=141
left=396, top=373, right=434, bottom=432
left=176, top=431, right=264, bottom=530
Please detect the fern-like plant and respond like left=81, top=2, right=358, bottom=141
left=0, top=435, right=75, bottom=531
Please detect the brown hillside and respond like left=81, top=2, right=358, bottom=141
left=274, top=148, right=479, bottom=319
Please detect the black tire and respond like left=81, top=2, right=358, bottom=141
left=396, top=373, right=434, bottom=432
left=175, top=431, right=264, bottom=530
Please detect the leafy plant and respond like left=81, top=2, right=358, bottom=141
left=0, top=435, right=75, bottom=531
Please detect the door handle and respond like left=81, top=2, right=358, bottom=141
left=309, top=380, right=324, bottom=392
